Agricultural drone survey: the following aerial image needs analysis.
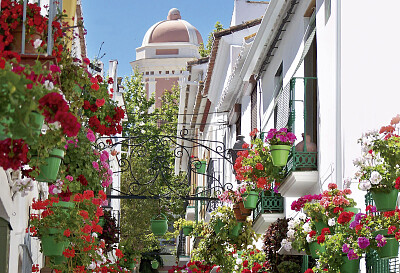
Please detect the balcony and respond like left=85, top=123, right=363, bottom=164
left=271, top=77, right=319, bottom=197
left=252, top=191, right=284, bottom=234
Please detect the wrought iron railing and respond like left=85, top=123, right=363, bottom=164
left=365, top=193, right=400, bottom=272
left=253, top=191, right=284, bottom=222
left=176, top=230, right=187, bottom=258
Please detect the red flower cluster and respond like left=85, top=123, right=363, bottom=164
left=317, top=228, right=330, bottom=244
left=62, top=247, right=75, bottom=258
left=38, top=92, right=81, bottom=137
left=168, top=261, right=218, bottom=273
left=0, top=138, right=29, bottom=170
left=337, top=211, right=354, bottom=225
left=87, top=106, right=124, bottom=136
left=395, top=177, right=400, bottom=190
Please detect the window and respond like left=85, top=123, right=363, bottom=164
left=273, top=63, right=283, bottom=128
left=325, top=0, right=331, bottom=24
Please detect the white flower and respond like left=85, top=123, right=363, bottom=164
left=302, top=222, right=312, bottom=233
left=306, top=234, right=314, bottom=243
left=247, top=244, right=253, bottom=249
left=281, top=239, right=292, bottom=251
left=91, top=232, right=98, bottom=238
left=286, top=229, right=295, bottom=239
left=44, top=80, right=54, bottom=90
left=287, top=219, right=296, bottom=229
left=33, top=39, right=42, bottom=49
left=236, top=258, right=242, bottom=265
left=298, top=213, right=307, bottom=220
left=328, top=218, right=336, bottom=226
left=343, top=177, right=352, bottom=189
left=370, top=171, right=382, bottom=185
left=87, top=262, right=97, bottom=270
left=359, top=180, right=372, bottom=191
left=355, top=172, right=363, bottom=179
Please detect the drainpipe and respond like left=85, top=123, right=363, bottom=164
left=335, top=0, right=343, bottom=189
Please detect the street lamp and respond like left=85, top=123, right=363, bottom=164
left=229, top=135, right=249, bottom=171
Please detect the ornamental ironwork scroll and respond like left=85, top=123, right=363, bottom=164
left=95, top=129, right=234, bottom=201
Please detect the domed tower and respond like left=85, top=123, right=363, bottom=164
left=130, top=8, right=203, bottom=108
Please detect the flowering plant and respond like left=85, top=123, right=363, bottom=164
left=234, top=130, right=282, bottom=191
left=281, top=213, right=313, bottom=254
left=354, top=115, right=400, bottom=193
left=55, top=128, right=113, bottom=200
left=192, top=206, right=258, bottom=272
left=264, top=128, right=296, bottom=146
left=218, top=189, right=243, bottom=204
left=29, top=190, right=127, bottom=272
left=168, top=261, right=218, bottom=273
left=237, top=248, right=269, bottom=273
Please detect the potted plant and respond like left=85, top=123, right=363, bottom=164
left=281, top=213, right=313, bottom=257
left=354, top=116, right=400, bottom=211
left=173, top=218, right=195, bottom=236
left=150, top=213, right=168, bottom=236
left=218, top=189, right=248, bottom=221
left=238, top=248, right=270, bottom=272
left=264, top=127, right=297, bottom=166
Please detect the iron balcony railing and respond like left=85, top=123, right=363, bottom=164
left=253, top=191, right=284, bottom=222
left=365, top=193, right=399, bottom=272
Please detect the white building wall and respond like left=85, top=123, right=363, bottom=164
left=230, top=0, right=269, bottom=27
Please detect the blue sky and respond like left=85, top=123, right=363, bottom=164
left=82, top=0, right=233, bottom=78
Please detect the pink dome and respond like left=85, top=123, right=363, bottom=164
left=142, top=8, right=203, bottom=46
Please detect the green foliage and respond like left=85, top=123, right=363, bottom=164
left=277, top=261, right=301, bottom=273
left=198, top=21, right=224, bottom=57
left=192, top=206, right=258, bottom=272
left=119, top=70, right=187, bottom=255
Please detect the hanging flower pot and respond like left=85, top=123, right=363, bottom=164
left=377, top=237, right=399, bottom=259
left=151, top=260, right=159, bottom=269
left=52, top=201, right=75, bottom=209
left=214, top=219, right=224, bottom=234
left=269, top=145, right=291, bottom=167
left=233, top=203, right=247, bottom=221
left=238, top=201, right=251, bottom=216
left=242, top=191, right=259, bottom=209
left=35, top=148, right=65, bottom=183
left=340, top=256, right=360, bottom=273
left=229, top=222, right=243, bottom=238
left=50, top=255, right=67, bottom=265
left=182, top=225, right=193, bottom=236
left=194, top=160, right=207, bottom=174
left=41, top=228, right=68, bottom=257
left=371, top=189, right=399, bottom=212
left=309, top=242, right=325, bottom=259
left=314, top=220, right=330, bottom=234
left=150, top=213, right=168, bottom=236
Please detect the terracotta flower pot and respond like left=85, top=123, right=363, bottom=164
left=233, top=203, right=247, bottom=222
left=238, top=201, right=251, bottom=216
left=9, top=25, right=41, bottom=54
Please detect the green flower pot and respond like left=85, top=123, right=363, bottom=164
left=182, top=225, right=193, bottom=236
left=270, top=145, right=291, bottom=167
left=50, top=254, right=67, bottom=265
left=340, top=256, right=360, bottom=273
left=242, top=191, right=259, bottom=209
left=151, top=260, right=159, bottom=269
left=194, top=160, right=207, bottom=174
left=214, top=219, right=224, bottom=234
left=371, top=189, right=399, bottom=212
left=52, top=201, right=75, bottom=209
left=229, top=222, right=243, bottom=238
left=309, top=242, right=325, bottom=259
left=150, top=213, right=168, bottom=236
left=41, top=229, right=68, bottom=257
left=36, top=148, right=64, bottom=183
left=377, top=237, right=399, bottom=259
